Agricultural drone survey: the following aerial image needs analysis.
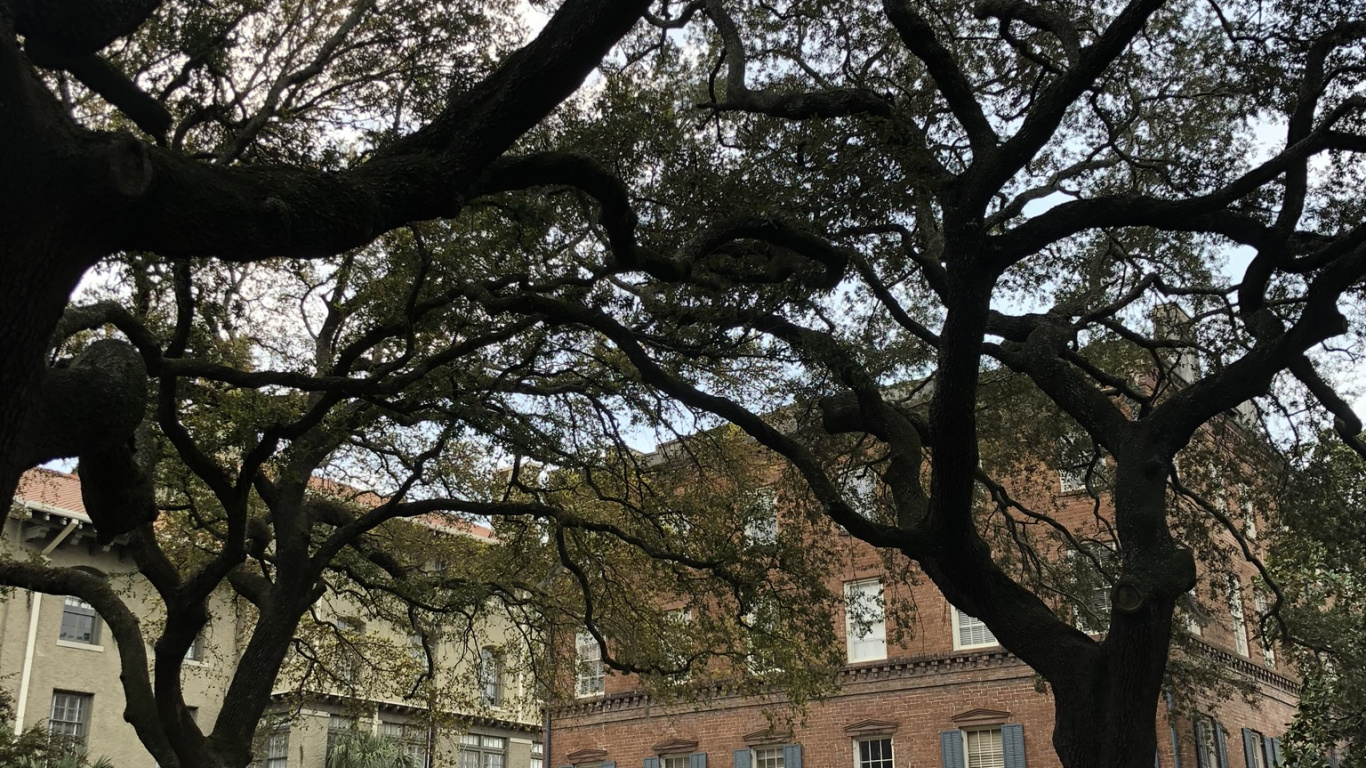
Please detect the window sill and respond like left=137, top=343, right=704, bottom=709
left=56, top=640, right=104, bottom=652
left=953, top=642, right=1001, bottom=652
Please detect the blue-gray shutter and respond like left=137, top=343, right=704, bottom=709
left=782, top=744, right=802, bottom=768
left=1155, top=749, right=1161, bottom=768
left=734, top=749, right=751, bottom=768
left=645, top=759, right=660, bottom=768
left=690, top=754, right=707, bottom=768
left=941, top=730, right=966, bottom=768
left=1002, top=724, right=1027, bottom=768
left=1194, top=720, right=1209, bottom=768
left=1267, top=739, right=1282, bottom=767
left=1241, top=729, right=1258, bottom=768
left=1214, top=723, right=1230, bottom=768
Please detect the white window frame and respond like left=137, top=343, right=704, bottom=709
left=844, top=579, right=887, bottom=662
left=1237, top=483, right=1257, bottom=539
left=952, top=608, right=999, bottom=650
left=1195, top=717, right=1223, bottom=768
left=842, top=465, right=880, bottom=520
left=744, top=487, right=778, bottom=544
left=854, top=736, right=894, bottom=768
left=663, top=755, right=691, bottom=768
left=963, top=727, right=1005, bottom=768
left=1253, top=592, right=1276, bottom=667
left=530, top=741, right=544, bottom=768
left=752, top=746, right=785, bottom=768
left=574, top=631, right=604, bottom=698
left=1228, top=575, right=1250, bottom=657
left=478, top=647, right=503, bottom=707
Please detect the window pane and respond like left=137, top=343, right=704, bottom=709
left=858, top=738, right=894, bottom=768
left=965, top=729, right=1004, bottom=768
left=845, top=579, right=887, bottom=662
left=754, top=747, right=784, bottom=768
left=956, top=610, right=998, bottom=647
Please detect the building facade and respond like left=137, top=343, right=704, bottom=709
left=548, top=443, right=1300, bottom=768
left=2, top=468, right=543, bottom=768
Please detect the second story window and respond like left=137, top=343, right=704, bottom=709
left=952, top=609, right=998, bottom=650
left=844, top=579, right=886, bottom=663
left=743, top=488, right=778, bottom=544
left=478, top=647, right=504, bottom=707
left=1228, top=576, right=1250, bottom=657
left=59, top=596, right=99, bottom=645
left=856, top=737, right=894, bottom=768
left=575, top=630, right=604, bottom=697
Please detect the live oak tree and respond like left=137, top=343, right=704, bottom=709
left=1272, top=434, right=1366, bottom=764
left=425, top=1, right=1366, bottom=767
left=2, top=236, right=836, bottom=768
left=5, top=2, right=1366, bottom=768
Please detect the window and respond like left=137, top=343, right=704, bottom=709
left=743, top=488, right=778, bottom=544
left=1069, top=547, right=1114, bottom=634
left=1058, top=427, right=1094, bottom=493
left=336, top=618, right=365, bottom=683
left=1237, top=483, right=1257, bottom=539
left=664, top=609, right=692, bottom=679
left=1252, top=593, right=1276, bottom=667
left=663, top=756, right=690, bottom=768
left=254, top=726, right=289, bottom=768
left=48, top=691, right=91, bottom=756
left=478, top=647, right=504, bottom=707
left=754, top=746, right=784, bottom=768
left=844, top=579, right=887, bottom=662
left=856, top=737, right=894, bottom=768
left=964, top=728, right=1004, bottom=768
left=941, top=725, right=1024, bottom=768
left=59, top=596, right=99, bottom=644
left=185, top=632, right=205, bottom=662
left=382, top=721, right=430, bottom=768
left=458, top=733, right=506, bottom=768
left=952, top=608, right=998, bottom=650
left=842, top=465, right=880, bottom=520
left=326, top=715, right=354, bottom=761
left=574, top=631, right=604, bottom=697
left=1228, top=576, right=1250, bottom=657
left=530, top=742, right=543, bottom=768
left=1242, top=730, right=1269, bottom=768
left=1194, top=717, right=1228, bottom=768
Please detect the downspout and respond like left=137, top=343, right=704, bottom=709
left=13, top=518, right=80, bottom=734
left=543, top=620, right=552, bottom=768
left=1166, top=691, right=1182, bottom=768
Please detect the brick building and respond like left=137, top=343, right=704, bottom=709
left=547, top=431, right=1299, bottom=768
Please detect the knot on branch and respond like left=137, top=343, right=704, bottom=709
left=20, top=339, right=157, bottom=543
left=1110, top=546, right=1196, bottom=615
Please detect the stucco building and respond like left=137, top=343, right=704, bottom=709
left=2, top=468, right=543, bottom=768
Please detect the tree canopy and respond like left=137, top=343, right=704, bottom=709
left=3, top=0, right=1366, bottom=766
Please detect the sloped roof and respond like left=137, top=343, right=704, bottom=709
left=14, top=467, right=90, bottom=523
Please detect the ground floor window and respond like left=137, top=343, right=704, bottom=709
left=458, top=733, right=506, bottom=768
left=530, top=741, right=543, bottom=768
left=49, top=691, right=91, bottom=756
left=754, top=747, right=783, bottom=768
left=964, top=728, right=1004, bottom=768
left=856, top=737, right=893, bottom=768
left=253, top=727, right=289, bottom=768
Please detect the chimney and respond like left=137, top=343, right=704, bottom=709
left=1151, top=303, right=1200, bottom=384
